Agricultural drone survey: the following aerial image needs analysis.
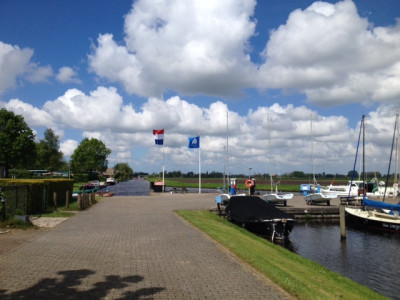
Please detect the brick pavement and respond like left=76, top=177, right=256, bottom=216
left=0, top=193, right=293, bottom=299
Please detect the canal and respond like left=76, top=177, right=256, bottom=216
left=286, top=223, right=400, bottom=299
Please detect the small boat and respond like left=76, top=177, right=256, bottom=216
left=304, top=192, right=337, bottom=205
left=321, top=181, right=359, bottom=197
left=345, top=205, right=400, bottom=233
left=301, top=113, right=338, bottom=205
left=265, top=193, right=294, bottom=206
left=225, top=196, right=295, bottom=241
left=345, top=114, right=400, bottom=233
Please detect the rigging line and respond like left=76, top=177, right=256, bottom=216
left=310, top=113, right=317, bottom=186
left=350, top=115, right=364, bottom=200
left=383, top=114, right=399, bottom=202
left=267, top=113, right=273, bottom=193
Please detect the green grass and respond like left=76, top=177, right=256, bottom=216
left=0, top=218, right=35, bottom=229
left=32, top=211, right=75, bottom=218
left=177, top=210, right=387, bottom=300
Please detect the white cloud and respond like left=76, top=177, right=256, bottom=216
left=87, top=0, right=400, bottom=106
left=0, top=41, right=53, bottom=94
left=258, top=0, right=400, bottom=106
left=56, top=66, right=81, bottom=84
left=60, top=139, right=78, bottom=157
left=89, top=0, right=257, bottom=98
left=4, top=85, right=399, bottom=175
left=4, top=98, right=55, bottom=127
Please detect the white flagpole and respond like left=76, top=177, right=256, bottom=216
left=162, top=142, right=165, bottom=192
left=199, top=135, right=201, bottom=194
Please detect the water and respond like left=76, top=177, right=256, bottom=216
left=287, top=223, right=400, bottom=299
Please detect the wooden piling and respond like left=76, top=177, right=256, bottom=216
left=66, top=190, right=69, bottom=209
left=340, top=204, right=346, bottom=239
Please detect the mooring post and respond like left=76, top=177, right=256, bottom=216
left=53, top=192, right=57, bottom=211
left=66, top=190, right=69, bottom=209
left=340, top=204, right=346, bottom=239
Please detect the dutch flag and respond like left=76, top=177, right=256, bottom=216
left=153, top=129, right=164, bottom=145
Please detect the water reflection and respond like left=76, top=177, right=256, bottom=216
left=281, top=223, right=400, bottom=300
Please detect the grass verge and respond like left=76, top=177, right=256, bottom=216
left=177, top=210, right=387, bottom=300
left=32, top=211, right=75, bottom=218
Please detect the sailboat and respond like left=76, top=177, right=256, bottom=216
left=303, top=114, right=337, bottom=205
left=345, top=114, right=400, bottom=233
left=264, top=114, right=294, bottom=206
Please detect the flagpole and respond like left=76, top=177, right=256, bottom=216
left=199, top=134, right=201, bottom=194
left=162, top=143, right=165, bottom=192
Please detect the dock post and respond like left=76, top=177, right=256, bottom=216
left=340, top=204, right=346, bottom=239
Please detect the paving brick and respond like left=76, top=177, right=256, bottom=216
left=0, top=193, right=293, bottom=299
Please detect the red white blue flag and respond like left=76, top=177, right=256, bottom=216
left=153, top=129, right=164, bottom=145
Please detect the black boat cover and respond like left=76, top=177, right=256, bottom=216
left=225, top=196, right=294, bottom=223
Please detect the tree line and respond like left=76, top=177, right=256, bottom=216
left=0, top=108, right=135, bottom=180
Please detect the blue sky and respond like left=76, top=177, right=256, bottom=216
left=1, top=0, right=400, bottom=177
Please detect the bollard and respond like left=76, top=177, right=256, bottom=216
left=66, top=190, right=70, bottom=209
left=53, top=192, right=57, bottom=210
left=340, top=204, right=346, bottom=239
left=1, top=196, right=5, bottom=222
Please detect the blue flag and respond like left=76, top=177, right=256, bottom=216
left=188, top=136, right=200, bottom=148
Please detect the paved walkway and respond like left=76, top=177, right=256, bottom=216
left=0, top=193, right=293, bottom=299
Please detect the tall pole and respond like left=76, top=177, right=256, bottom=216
left=223, top=146, right=226, bottom=193
left=226, top=108, right=229, bottom=190
left=310, top=113, right=316, bottom=186
left=162, top=143, right=165, bottom=192
left=199, top=136, right=201, bottom=194
left=267, top=113, right=273, bottom=193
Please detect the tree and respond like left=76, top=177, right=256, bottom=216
left=36, top=128, right=64, bottom=172
left=114, top=163, right=134, bottom=182
left=347, top=170, right=359, bottom=179
left=0, top=109, right=36, bottom=177
left=70, top=138, right=111, bottom=174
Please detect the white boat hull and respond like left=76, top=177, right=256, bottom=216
left=304, top=193, right=337, bottom=205
left=345, top=207, right=400, bottom=233
left=265, top=193, right=294, bottom=206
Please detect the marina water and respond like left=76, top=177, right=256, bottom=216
left=286, top=223, right=400, bottom=299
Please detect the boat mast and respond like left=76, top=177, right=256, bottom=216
left=383, top=113, right=399, bottom=202
left=267, top=113, right=273, bottom=193
left=395, top=114, right=399, bottom=196
left=226, top=108, right=230, bottom=191
left=362, top=115, right=366, bottom=199
left=310, top=113, right=317, bottom=186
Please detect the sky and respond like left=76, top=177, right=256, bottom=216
left=1, top=0, right=400, bottom=178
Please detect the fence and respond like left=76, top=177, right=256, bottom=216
left=0, top=185, right=29, bottom=216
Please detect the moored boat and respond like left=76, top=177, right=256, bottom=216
left=225, top=196, right=295, bottom=241
left=345, top=114, right=400, bottom=234
left=345, top=206, right=400, bottom=233
left=304, top=192, right=337, bottom=205
left=265, top=193, right=294, bottom=206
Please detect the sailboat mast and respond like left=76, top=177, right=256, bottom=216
left=310, top=114, right=316, bottom=186
left=226, top=108, right=230, bottom=190
left=362, top=115, right=366, bottom=197
left=383, top=113, right=399, bottom=202
left=394, top=114, right=399, bottom=185
left=267, top=114, right=273, bottom=193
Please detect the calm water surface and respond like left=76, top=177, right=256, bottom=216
left=287, top=223, right=400, bottom=299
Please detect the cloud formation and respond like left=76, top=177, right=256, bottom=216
left=1, top=0, right=400, bottom=175
left=88, top=0, right=400, bottom=106
left=0, top=41, right=52, bottom=94
left=259, top=0, right=400, bottom=105
left=56, top=67, right=82, bottom=84
left=2, top=86, right=398, bottom=175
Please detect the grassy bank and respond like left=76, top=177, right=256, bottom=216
left=177, top=210, right=386, bottom=300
